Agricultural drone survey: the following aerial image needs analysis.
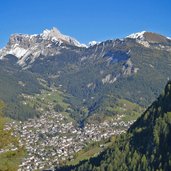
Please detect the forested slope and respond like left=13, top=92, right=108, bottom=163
left=56, top=81, right=171, bottom=171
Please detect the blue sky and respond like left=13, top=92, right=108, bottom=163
left=0, top=0, right=170, bottom=47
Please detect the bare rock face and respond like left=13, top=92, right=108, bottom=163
left=0, top=27, right=86, bottom=67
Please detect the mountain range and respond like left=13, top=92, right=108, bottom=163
left=1, top=28, right=171, bottom=123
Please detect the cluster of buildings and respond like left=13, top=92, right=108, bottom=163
left=5, top=106, right=134, bottom=171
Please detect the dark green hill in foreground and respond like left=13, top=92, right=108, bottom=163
left=56, top=81, right=171, bottom=171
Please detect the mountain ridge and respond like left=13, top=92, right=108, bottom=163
left=0, top=29, right=171, bottom=68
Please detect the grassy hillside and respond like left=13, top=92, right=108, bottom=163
left=0, top=100, right=25, bottom=171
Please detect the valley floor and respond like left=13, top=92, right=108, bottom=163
left=5, top=106, right=134, bottom=171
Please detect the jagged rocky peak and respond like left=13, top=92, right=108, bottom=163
left=41, top=27, right=63, bottom=41
left=0, top=27, right=86, bottom=66
left=8, top=33, right=38, bottom=49
left=40, top=27, right=84, bottom=47
left=8, top=27, right=84, bottom=47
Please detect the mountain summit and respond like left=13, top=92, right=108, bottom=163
left=126, top=31, right=171, bottom=48
left=0, top=29, right=171, bottom=67
left=127, top=31, right=171, bottom=44
left=40, top=27, right=84, bottom=47
left=0, top=27, right=85, bottom=66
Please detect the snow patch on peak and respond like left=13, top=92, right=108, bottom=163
left=41, top=29, right=51, bottom=38
left=41, top=27, right=85, bottom=47
left=126, top=31, right=151, bottom=47
left=41, top=27, right=63, bottom=41
left=9, top=46, right=27, bottom=59
left=88, top=41, right=100, bottom=46
left=126, top=31, right=146, bottom=40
